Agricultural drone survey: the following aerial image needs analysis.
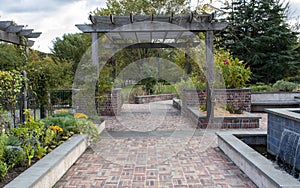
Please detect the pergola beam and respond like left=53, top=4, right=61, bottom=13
left=0, top=20, right=41, bottom=46
left=0, top=21, right=12, bottom=30
left=0, top=30, right=34, bottom=47
left=76, top=22, right=228, bottom=33
left=102, top=42, right=201, bottom=49
left=6, top=25, right=24, bottom=33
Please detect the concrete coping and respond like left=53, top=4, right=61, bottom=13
left=216, top=130, right=300, bottom=187
left=265, top=108, right=300, bottom=123
left=4, top=121, right=105, bottom=188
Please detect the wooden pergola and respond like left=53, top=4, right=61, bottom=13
left=76, top=13, right=228, bottom=119
left=0, top=21, right=41, bottom=46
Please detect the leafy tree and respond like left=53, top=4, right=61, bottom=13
left=0, top=43, right=23, bottom=71
left=92, top=0, right=190, bottom=15
left=217, top=0, right=299, bottom=83
left=0, top=70, right=23, bottom=127
left=25, top=51, right=71, bottom=118
left=51, top=33, right=92, bottom=75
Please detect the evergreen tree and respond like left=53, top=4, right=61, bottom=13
left=218, top=0, right=299, bottom=83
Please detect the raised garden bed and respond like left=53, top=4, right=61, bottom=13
left=3, top=121, right=105, bottom=188
left=182, top=105, right=260, bottom=129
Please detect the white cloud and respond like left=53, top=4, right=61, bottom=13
left=0, top=0, right=105, bottom=53
left=289, top=0, right=300, bottom=17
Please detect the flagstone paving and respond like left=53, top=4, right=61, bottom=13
left=55, top=101, right=267, bottom=187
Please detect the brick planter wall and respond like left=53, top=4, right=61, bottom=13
left=182, top=106, right=260, bottom=129
left=96, top=88, right=122, bottom=116
left=183, top=88, right=251, bottom=112
left=134, top=94, right=176, bottom=104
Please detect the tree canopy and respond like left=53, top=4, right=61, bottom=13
left=217, top=0, right=299, bottom=83
left=51, top=33, right=91, bottom=75
left=92, top=0, right=190, bottom=15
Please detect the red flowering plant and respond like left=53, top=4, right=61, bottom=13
left=215, top=49, right=251, bottom=88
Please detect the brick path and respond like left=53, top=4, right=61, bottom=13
left=55, top=101, right=267, bottom=187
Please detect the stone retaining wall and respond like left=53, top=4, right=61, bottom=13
left=183, top=88, right=251, bottom=112
left=134, top=94, right=176, bottom=104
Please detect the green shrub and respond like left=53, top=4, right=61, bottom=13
left=153, top=83, right=177, bottom=95
left=0, top=161, right=8, bottom=179
left=215, top=49, right=251, bottom=88
left=199, top=104, right=207, bottom=111
left=35, top=144, right=47, bottom=160
left=42, top=110, right=99, bottom=142
left=0, top=133, right=8, bottom=159
left=74, top=118, right=99, bottom=142
left=122, top=85, right=146, bottom=103
left=7, top=135, right=22, bottom=146
left=249, top=83, right=273, bottom=92
left=272, top=80, right=297, bottom=92
left=0, top=71, right=23, bottom=127
left=3, top=146, right=26, bottom=168
left=174, top=78, right=196, bottom=99
left=224, top=104, right=244, bottom=114
left=42, top=116, right=76, bottom=133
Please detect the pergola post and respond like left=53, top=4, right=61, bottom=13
left=205, top=30, right=214, bottom=119
left=92, top=32, right=98, bottom=67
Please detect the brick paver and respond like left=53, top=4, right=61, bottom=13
left=55, top=101, right=266, bottom=187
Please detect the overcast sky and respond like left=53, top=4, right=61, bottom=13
left=0, top=0, right=299, bottom=53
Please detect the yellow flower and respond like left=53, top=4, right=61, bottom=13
left=74, top=113, right=88, bottom=119
left=50, top=125, right=63, bottom=132
left=57, top=109, right=69, bottom=113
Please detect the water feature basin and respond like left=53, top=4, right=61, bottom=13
left=265, top=108, right=300, bottom=171
left=216, top=130, right=300, bottom=187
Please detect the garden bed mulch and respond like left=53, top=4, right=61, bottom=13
left=198, top=107, right=247, bottom=117
left=0, top=160, right=37, bottom=187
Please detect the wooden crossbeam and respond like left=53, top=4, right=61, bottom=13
left=76, top=22, right=228, bottom=33
left=102, top=42, right=201, bottom=49
left=26, top=32, right=42, bottom=38
left=0, top=21, right=12, bottom=30
left=0, top=30, right=34, bottom=46
left=6, top=25, right=24, bottom=33
left=76, top=14, right=227, bottom=33
left=0, top=20, right=41, bottom=46
left=18, top=29, right=34, bottom=36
